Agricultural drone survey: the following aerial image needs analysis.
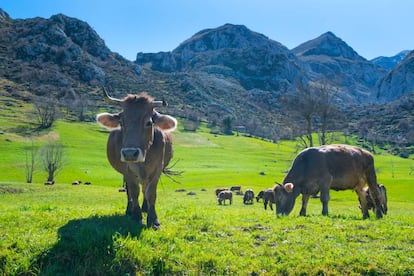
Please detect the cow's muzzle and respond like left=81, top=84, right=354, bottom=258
left=120, top=148, right=145, bottom=162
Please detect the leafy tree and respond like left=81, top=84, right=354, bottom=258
left=221, top=116, right=233, bottom=135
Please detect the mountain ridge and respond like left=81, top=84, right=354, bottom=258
left=1, top=8, right=413, bottom=148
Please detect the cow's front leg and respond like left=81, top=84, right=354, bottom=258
left=141, top=183, right=148, bottom=213
left=300, top=194, right=311, bottom=216
left=125, top=174, right=143, bottom=225
left=144, top=179, right=160, bottom=230
left=355, top=187, right=370, bottom=219
left=319, top=175, right=332, bottom=216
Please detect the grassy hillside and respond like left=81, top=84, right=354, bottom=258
left=1, top=111, right=414, bottom=274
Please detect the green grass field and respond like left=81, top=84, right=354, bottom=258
left=1, top=108, right=414, bottom=275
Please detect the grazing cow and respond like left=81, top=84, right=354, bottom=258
left=243, top=189, right=255, bottom=204
left=359, top=184, right=388, bottom=215
left=218, top=190, right=233, bottom=205
left=215, top=188, right=229, bottom=197
left=230, top=185, right=242, bottom=194
left=230, top=186, right=241, bottom=191
left=256, top=188, right=275, bottom=210
left=273, top=144, right=384, bottom=219
left=44, top=180, right=54, bottom=185
left=96, top=88, right=177, bottom=229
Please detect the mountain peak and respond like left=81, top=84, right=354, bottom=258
left=371, top=50, right=411, bottom=70
left=174, top=23, right=282, bottom=53
left=0, top=8, right=11, bottom=22
left=292, top=31, right=363, bottom=61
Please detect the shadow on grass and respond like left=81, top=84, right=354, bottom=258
left=33, top=214, right=144, bottom=275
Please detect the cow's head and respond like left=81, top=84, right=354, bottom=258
left=273, top=183, right=296, bottom=216
left=96, top=88, right=177, bottom=163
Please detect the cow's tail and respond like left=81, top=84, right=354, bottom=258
left=163, top=159, right=183, bottom=184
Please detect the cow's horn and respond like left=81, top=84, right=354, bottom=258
left=152, top=98, right=168, bottom=107
left=102, top=87, right=122, bottom=106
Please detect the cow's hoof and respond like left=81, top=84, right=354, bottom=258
left=147, top=219, right=160, bottom=230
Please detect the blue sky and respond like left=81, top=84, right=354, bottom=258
left=1, top=0, right=412, bottom=61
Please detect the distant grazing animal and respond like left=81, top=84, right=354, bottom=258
left=44, top=180, right=54, bottom=185
left=96, top=88, right=177, bottom=229
left=230, top=186, right=241, bottom=192
left=230, top=185, right=243, bottom=195
left=243, top=189, right=255, bottom=204
left=84, top=181, right=91, bottom=185
left=256, top=188, right=275, bottom=210
left=359, top=184, right=388, bottom=215
left=218, top=190, right=233, bottom=205
left=273, top=144, right=384, bottom=219
left=72, top=180, right=82, bottom=185
left=215, top=188, right=229, bottom=197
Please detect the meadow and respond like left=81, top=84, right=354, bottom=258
left=0, top=99, right=413, bottom=275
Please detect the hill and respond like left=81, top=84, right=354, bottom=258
left=1, top=8, right=414, bottom=148
left=0, top=10, right=143, bottom=101
left=1, top=118, right=413, bottom=275
left=376, top=50, right=414, bottom=101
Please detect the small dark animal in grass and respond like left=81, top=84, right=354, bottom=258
left=256, top=188, right=275, bottom=210
left=72, top=180, right=82, bottom=185
left=218, top=190, right=233, bottom=205
left=97, top=88, right=177, bottom=229
left=359, top=184, right=388, bottom=215
left=215, top=188, right=229, bottom=196
left=44, top=180, right=54, bottom=185
left=243, top=189, right=255, bottom=204
left=273, top=144, right=384, bottom=219
left=230, top=186, right=242, bottom=193
left=84, top=181, right=91, bottom=185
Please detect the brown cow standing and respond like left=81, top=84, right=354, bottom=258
left=243, top=189, right=255, bottom=204
left=256, top=188, right=275, bottom=210
left=273, top=144, right=384, bottom=219
left=96, top=88, right=177, bottom=229
left=359, top=184, right=388, bottom=215
left=218, top=190, right=233, bottom=205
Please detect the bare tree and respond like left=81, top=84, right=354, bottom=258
left=33, top=97, right=59, bottom=129
left=24, top=140, right=37, bottom=183
left=40, top=140, right=64, bottom=182
left=282, top=81, right=318, bottom=148
left=315, top=81, right=339, bottom=145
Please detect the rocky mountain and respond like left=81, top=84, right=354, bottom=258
left=371, top=50, right=410, bottom=70
left=376, top=50, right=414, bottom=100
left=137, top=24, right=307, bottom=93
left=0, top=9, right=142, bottom=101
left=1, top=8, right=413, bottom=147
left=292, top=32, right=387, bottom=103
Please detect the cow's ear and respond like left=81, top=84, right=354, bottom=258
left=96, top=113, right=120, bottom=130
left=154, top=114, right=177, bottom=132
left=284, top=183, right=294, bottom=193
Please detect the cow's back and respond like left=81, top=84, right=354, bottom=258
left=323, top=145, right=374, bottom=190
left=284, top=145, right=375, bottom=191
